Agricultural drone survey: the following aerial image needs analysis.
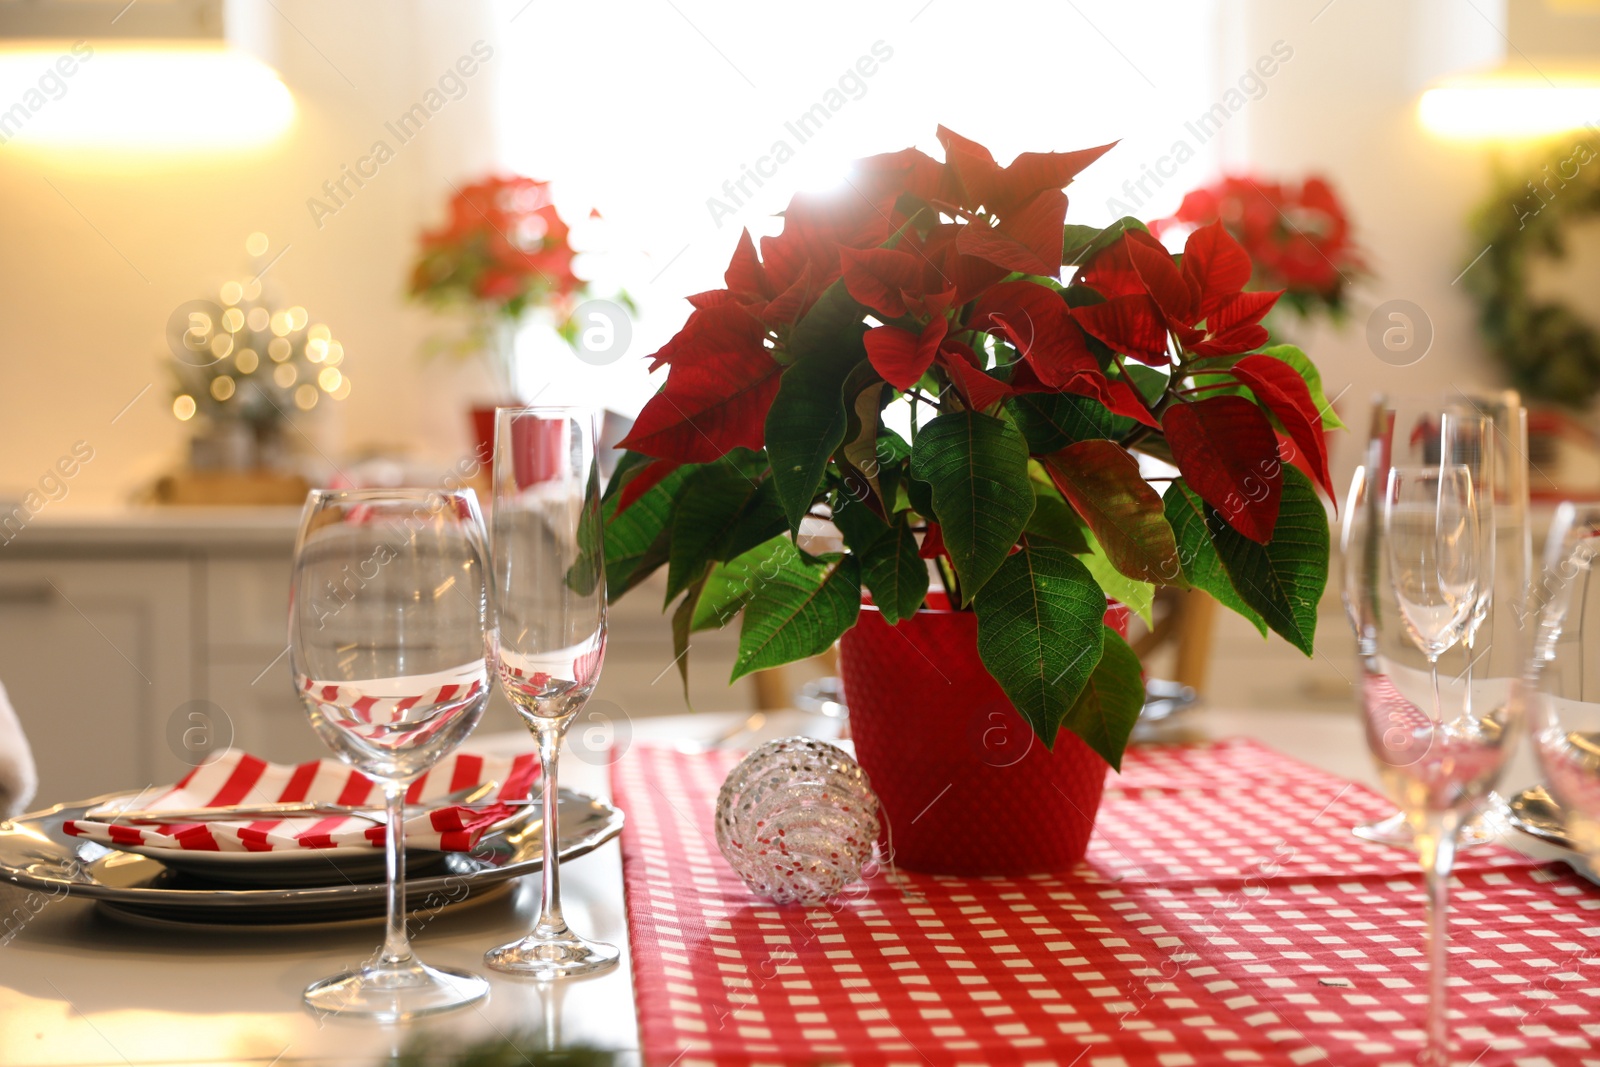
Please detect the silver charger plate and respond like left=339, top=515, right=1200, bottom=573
left=0, top=789, right=623, bottom=925
left=1506, top=784, right=1600, bottom=886
left=94, top=880, right=516, bottom=933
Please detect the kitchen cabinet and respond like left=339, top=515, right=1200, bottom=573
left=0, top=508, right=757, bottom=807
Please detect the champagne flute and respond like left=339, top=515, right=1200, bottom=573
left=1363, top=463, right=1520, bottom=1066
left=485, top=406, right=618, bottom=979
left=1386, top=464, right=1479, bottom=721
left=1439, top=413, right=1497, bottom=716
left=289, top=488, right=493, bottom=1019
left=1355, top=395, right=1527, bottom=848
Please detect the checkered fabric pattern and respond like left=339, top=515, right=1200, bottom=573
left=612, top=739, right=1600, bottom=1067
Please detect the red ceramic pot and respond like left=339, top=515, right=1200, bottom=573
left=469, top=406, right=499, bottom=467
left=470, top=406, right=566, bottom=487
left=839, top=602, right=1125, bottom=875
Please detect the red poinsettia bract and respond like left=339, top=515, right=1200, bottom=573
left=619, top=130, right=1332, bottom=548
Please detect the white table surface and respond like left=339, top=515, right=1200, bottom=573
left=0, top=704, right=1542, bottom=1066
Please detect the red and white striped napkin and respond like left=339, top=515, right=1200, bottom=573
left=63, top=749, right=538, bottom=854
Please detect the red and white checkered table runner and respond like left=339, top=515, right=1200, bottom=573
left=612, top=739, right=1600, bottom=1067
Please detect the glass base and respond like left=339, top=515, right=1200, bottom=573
left=1352, top=799, right=1503, bottom=851
left=303, top=957, right=489, bottom=1022
left=484, top=925, right=620, bottom=980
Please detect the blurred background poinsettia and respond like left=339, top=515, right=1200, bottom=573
left=409, top=174, right=620, bottom=400
left=1155, top=174, right=1366, bottom=329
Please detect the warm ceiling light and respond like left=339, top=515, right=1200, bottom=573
left=0, top=43, right=293, bottom=150
left=1419, top=73, right=1600, bottom=141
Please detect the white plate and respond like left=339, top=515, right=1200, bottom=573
left=110, top=806, right=523, bottom=886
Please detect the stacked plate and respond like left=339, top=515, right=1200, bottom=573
left=0, top=751, right=623, bottom=928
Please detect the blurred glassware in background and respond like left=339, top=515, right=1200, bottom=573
left=794, top=677, right=847, bottom=721
left=1347, top=391, right=1529, bottom=848
left=1351, top=448, right=1523, bottom=1066
left=1517, top=502, right=1600, bottom=863
left=1384, top=463, right=1480, bottom=726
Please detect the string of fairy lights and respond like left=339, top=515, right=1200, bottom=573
left=170, top=232, right=350, bottom=427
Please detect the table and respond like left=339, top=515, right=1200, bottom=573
left=0, top=705, right=1561, bottom=1066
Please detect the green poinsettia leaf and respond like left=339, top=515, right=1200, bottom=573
left=1077, top=527, right=1154, bottom=626
left=905, top=468, right=936, bottom=522
left=689, top=535, right=789, bottom=633
left=828, top=488, right=888, bottom=544
left=868, top=518, right=928, bottom=624
left=1121, top=363, right=1170, bottom=406
left=601, top=456, right=696, bottom=603
left=1045, top=440, right=1183, bottom=587
left=910, top=411, right=1035, bottom=604
left=1024, top=492, right=1091, bottom=554
left=765, top=280, right=870, bottom=531
left=973, top=542, right=1107, bottom=748
left=1062, top=216, right=1150, bottom=267
left=1204, top=466, right=1329, bottom=655
left=1259, top=344, right=1346, bottom=430
left=664, top=453, right=785, bottom=605
left=568, top=460, right=606, bottom=597
left=731, top=551, right=862, bottom=681
left=833, top=500, right=927, bottom=624
left=1162, top=479, right=1268, bottom=637
left=1007, top=392, right=1133, bottom=454
left=670, top=568, right=709, bottom=702
left=1060, top=628, right=1145, bottom=770
left=1060, top=224, right=1106, bottom=263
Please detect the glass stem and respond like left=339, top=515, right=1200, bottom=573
left=540, top=980, right=562, bottom=1051
left=380, top=779, right=413, bottom=966
left=1462, top=630, right=1476, bottom=719
left=534, top=720, right=568, bottom=939
left=1416, top=811, right=1460, bottom=1067
left=1428, top=655, right=1443, bottom=724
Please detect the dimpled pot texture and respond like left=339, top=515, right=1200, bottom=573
left=839, top=603, right=1124, bottom=875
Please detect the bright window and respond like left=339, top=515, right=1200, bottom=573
left=493, top=0, right=1224, bottom=412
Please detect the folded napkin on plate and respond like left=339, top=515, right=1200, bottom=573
left=0, top=679, right=38, bottom=818
left=63, top=749, right=539, bottom=853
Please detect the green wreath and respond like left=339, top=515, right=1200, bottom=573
left=1465, top=138, right=1600, bottom=407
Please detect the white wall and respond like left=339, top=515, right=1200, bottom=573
left=0, top=0, right=503, bottom=506
left=1226, top=0, right=1515, bottom=482
left=0, top=0, right=1583, bottom=511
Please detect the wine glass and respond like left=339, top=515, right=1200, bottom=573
left=484, top=406, right=618, bottom=979
left=1518, top=503, right=1600, bottom=861
left=1360, top=463, right=1521, bottom=1066
left=289, top=488, right=493, bottom=1019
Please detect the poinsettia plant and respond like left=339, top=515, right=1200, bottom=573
left=411, top=175, right=587, bottom=315
left=602, top=128, right=1335, bottom=770
left=410, top=175, right=624, bottom=394
left=1154, top=174, right=1365, bottom=323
